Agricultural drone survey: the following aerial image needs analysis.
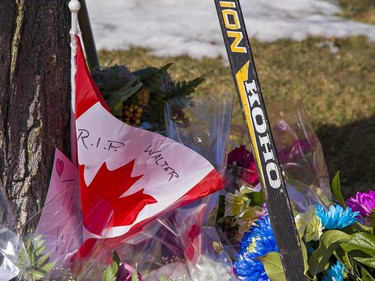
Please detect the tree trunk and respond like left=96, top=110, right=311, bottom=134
left=0, top=0, right=71, bottom=232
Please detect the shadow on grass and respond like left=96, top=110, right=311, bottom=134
left=316, top=115, right=375, bottom=198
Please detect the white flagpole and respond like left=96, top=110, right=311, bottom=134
left=69, top=0, right=81, bottom=165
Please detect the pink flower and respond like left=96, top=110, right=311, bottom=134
left=346, top=190, right=375, bottom=217
left=240, top=161, right=259, bottom=187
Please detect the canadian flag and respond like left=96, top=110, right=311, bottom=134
left=73, top=35, right=223, bottom=254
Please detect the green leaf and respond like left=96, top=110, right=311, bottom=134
left=354, top=221, right=374, bottom=235
left=300, top=240, right=310, bottom=277
left=101, top=261, right=118, bottom=281
left=18, top=235, right=56, bottom=280
left=361, top=267, right=375, bottom=281
left=33, top=234, right=43, bottom=242
left=133, top=63, right=172, bottom=81
left=36, top=252, right=50, bottom=266
left=331, top=171, right=346, bottom=207
left=335, top=246, right=354, bottom=272
left=112, top=250, right=120, bottom=265
left=103, top=65, right=121, bottom=92
left=33, top=270, right=46, bottom=279
left=18, top=245, right=29, bottom=264
left=308, top=230, right=351, bottom=276
left=105, top=78, right=143, bottom=115
left=40, top=261, right=56, bottom=274
left=159, top=275, right=168, bottom=281
left=131, top=270, right=139, bottom=281
left=248, top=191, right=264, bottom=207
left=341, top=232, right=375, bottom=268
left=160, top=63, right=173, bottom=71
left=258, top=251, right=287, bottom=281
left=170, top=75, right=205, bottom=99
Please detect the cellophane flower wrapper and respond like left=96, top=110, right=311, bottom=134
left=8, top=132, right=230, bottom=280
left=225, top=100, right=331, bottom=214
left=69, top=94, right=237, bottom=280
left=4, top=36, right=233, bottom=278
left=268, top=100, right=332, bottom=211
left=55, top=34, right=230, bottom=281
left=0, top=188, right=27, bottom=281
left=149, top=94, right=237, bottom=280
left=8, top=149, right=83, bottom=280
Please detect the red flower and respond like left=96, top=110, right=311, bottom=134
left=227, top=145, right=259, bottom=187
left=228, top=145, right=252, bottom=167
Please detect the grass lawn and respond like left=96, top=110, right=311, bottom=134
left=96, top=4, right=374, bottom=199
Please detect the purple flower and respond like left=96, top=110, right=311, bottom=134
left=116, top=263, right=142, bottom=281
left=346, top=190, right=375, bottom=217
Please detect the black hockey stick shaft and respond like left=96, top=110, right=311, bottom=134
left=214, top=0, right=307, bottom=279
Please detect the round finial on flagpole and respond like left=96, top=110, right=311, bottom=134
left=69, top=0, right=81, bottom=12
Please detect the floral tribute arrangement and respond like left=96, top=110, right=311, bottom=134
left=218, top=101, right=375, bottom=281
left=220, top=144, right=375, bottom=281
left=1, top=40, right=374, bottom=281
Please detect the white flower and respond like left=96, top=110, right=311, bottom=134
left=295, top=206, right=324, bottom=242
left=224, top=191, right=249, bottom=217
left=224, top=190, right=264, bottom=226
left=190, top=256, right=233, bottom=281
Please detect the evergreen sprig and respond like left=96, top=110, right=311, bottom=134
left=18, top=234, right=56, bottom=280
left=93, top=63, right=204, bottom=133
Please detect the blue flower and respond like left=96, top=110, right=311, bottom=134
left=315, top=204, right=359, bottom=229
left=234, top=216, right=278, bottom=281
left=234, top=254, right=269, bottom=281
left=322, top=260, right=345, bottom=281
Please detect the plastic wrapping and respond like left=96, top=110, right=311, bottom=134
left=268, top=100, right=332, bottom=210
left=1, top=94, right=235, bottom=280
left=32, top=150, right=82, bottom=270
left=100, top=94, right=237, bottom=280
left=0, top=188, right=24, bottom=280
left=162, top=94, right=236, bottom=280
left=0, top=97, right=335, bottom=280
left=93, top=94, right=239, bottom=280
left=165, top=95, right=233, bottom=174
left=225, top=100, right=330, bottom=213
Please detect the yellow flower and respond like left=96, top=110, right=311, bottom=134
left=294, top=207, right=324, bottom=242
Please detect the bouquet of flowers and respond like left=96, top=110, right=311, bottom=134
left=1, top=35, right=374, bottom=281
left=219, top=101, right=375, bottom=281
left=0, top=35, right=237, bottom=281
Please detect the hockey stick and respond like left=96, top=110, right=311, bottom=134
left=214, top=0, right=307, bottom=279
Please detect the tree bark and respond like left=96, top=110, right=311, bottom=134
left=0, top=0, right=71, bottom=231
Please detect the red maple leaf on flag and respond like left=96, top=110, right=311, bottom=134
left=80, top=160, right=158, bottom=236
